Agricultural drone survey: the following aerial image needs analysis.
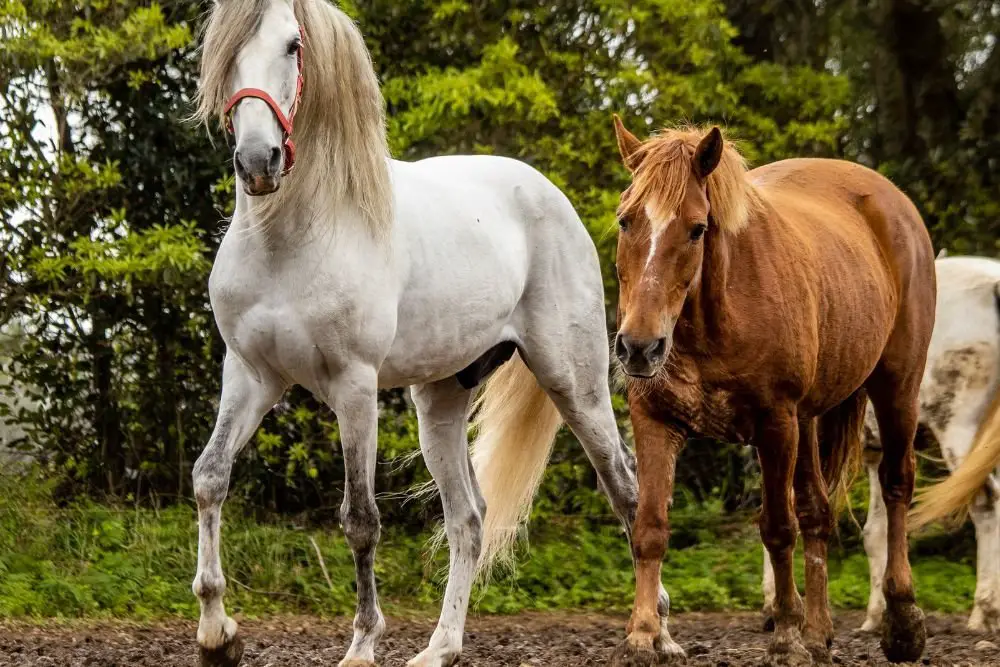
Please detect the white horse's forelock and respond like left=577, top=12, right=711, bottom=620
left=197, top=0, right=393, bottom=239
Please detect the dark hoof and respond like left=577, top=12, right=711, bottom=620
left=762, top=613, right=776, bottom=633
left=609, top=636, right=686, bottom=666
left=880, top=602, right=926, bottom=663
left=200, top=635, right=244, bottom=667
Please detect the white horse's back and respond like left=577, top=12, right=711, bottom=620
left=925, top=256, right=1000, bottom=373
left=381, top=154, right=600, bottom=388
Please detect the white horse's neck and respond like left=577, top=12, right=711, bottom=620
left=232, top=184, right=385, bottom=254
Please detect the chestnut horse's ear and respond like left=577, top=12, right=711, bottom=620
left=613, top=114, right=642, bottom=171
left=694, top=127, right=724, bottom=180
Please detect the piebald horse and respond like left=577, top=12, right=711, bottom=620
left=610, top=118, right=935, bottom=666
left=191, top=1, right=670, bottom=666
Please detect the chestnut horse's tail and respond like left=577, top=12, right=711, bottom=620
left=821, top=389, right=868, bottom=512
left=910, top=390, right=1000, bottom=529
left=470, top=351, right=562, bottom=579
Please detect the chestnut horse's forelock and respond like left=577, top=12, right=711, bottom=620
left=616, top=127, right=763, bottom=235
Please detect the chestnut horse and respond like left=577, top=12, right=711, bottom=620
left=609, top=117, right=935, bottom=666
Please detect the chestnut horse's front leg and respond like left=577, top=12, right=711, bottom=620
left=611, top=399, right=685, bottom=666
left=757, top=408, right=811, bottom=667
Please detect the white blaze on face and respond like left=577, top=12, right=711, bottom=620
left=230, top=1, right=300, bottom=149
left=644, top=205, right=676, bottom=272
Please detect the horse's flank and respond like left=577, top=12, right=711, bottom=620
left=197, top=0, right=392, bottom=237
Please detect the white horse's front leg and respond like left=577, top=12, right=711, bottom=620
left=407, top=379, right=479, bottom=667
left=329, top=367, right=385, bottom=667
left=861, top=453, right=888, bottom=633
left=193, top=354, right=282, bottom=667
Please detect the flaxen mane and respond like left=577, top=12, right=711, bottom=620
left=196, top=0, right=393, bottom=237
left=618, top=127, right=763, bottom=235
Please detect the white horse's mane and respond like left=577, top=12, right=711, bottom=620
left=196, top=0, right=393, bottom=238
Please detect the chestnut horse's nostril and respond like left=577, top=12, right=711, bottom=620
left=647, top=337, right=667, bottom=361
left=615, top=333, right=629, bottom=362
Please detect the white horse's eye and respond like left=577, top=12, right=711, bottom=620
left=286, top=38, right=301, bottom=56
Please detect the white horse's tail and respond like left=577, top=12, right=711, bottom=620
left=471, top=351, right=562, bottom=579
left=910, top=280, right=1000, bottom=529
left=910, top=388, right=1000, bottom=529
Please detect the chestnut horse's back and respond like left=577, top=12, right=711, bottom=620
left=752, top=157, right=936, bottom=395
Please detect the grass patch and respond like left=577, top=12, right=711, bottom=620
left=0, top=475, right=978, bottom=620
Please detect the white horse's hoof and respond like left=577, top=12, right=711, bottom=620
left=406, top=646, right=460, bottom=667
left=198, top=615, right=243, bottom=667
left=859, top=616, right=881, bottom=633
left=968, top=606, right=1000, bottom=634
left=199, top=632, right=244, bottom=667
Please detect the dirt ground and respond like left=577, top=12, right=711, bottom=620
left=0, top=611, right=997, bottom=667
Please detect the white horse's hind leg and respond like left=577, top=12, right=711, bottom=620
left=968, top=489, right=1000, bottom=633
left=328, top=366, right=385, bottom=667
left=407, top=379, right=480, bottom=667
left=193, top=354, right=282, bottom=667
left=861, top=451, right=888, bottom=633
left=932, top=399, right=998, bottom=633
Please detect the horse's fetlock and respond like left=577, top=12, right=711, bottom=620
left=342, top=502, right=381, bottom=551
left=193, top=571, right=226, bottom=599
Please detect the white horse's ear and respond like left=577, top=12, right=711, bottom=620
left=937, top=248, right=948, bottom=258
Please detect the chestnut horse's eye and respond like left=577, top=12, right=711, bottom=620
left=618, top=215, right=630, bottom=232
left=690, top=223, right=707, bottom=241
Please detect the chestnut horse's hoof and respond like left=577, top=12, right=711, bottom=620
left=609, top=633, right=686, bottom=666
left=803, top=636, right=832, bottom=665
left=761, top=610, right=776, bottom=633
left=199, top=634, right=244, bottom=667
left=880, top=601, right=926, bottom=663
left=765, top=631, right=812, bottom=667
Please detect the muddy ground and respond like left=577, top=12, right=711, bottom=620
left=1, top=611, right=996, bottom=666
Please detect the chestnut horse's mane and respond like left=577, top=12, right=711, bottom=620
left=617, top=127, right=765, bottom=235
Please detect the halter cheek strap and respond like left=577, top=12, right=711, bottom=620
left=223, top=27, right=305, bottom=176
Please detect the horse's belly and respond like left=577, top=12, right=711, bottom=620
left=802, top=262, right=898, bottom=413
left=377, top=286, right=522, bottom=388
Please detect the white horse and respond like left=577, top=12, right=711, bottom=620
left=192, top=1, right=680, bottom=666
left=762, top=255, right=1000, bottom=635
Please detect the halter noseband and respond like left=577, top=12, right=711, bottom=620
left=223, top=27, right=305, bottom=176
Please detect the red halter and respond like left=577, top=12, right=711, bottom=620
left=223, top=27, right=305, bottom=176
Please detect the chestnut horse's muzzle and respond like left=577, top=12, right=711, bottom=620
left=615, top=332, right=669, bottom=377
